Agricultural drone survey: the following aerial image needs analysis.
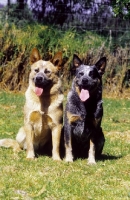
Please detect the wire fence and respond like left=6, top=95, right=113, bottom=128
left=0, top=3, right=130, bottom=35
left=0, top=2, right=130, bottom=88
left=1, top=3, right=130, bottom=52
left=0, top=2, right=130, bottom=49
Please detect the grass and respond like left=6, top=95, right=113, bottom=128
left=0, top=23, right=111, bottom=92
left=0, top=23, right=129, bottom=94
left=0, top=24, right=106, bottom=60
left=0, top=91, right=130, bottom=199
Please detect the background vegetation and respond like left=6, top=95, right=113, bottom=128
left=0, top=22, right=129, bottom=96
left=0, top=1, right=129, bottom=96
left=0, top=1, right=130, bottom=96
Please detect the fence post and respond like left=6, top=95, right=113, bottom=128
left=6, top=0, right=11, bottom=20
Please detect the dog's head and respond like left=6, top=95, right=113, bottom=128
left=29, top=48, right=62, bottom=96
left=72, top=54, right=106, bottom=101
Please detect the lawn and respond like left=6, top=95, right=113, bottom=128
left=0, top=91, right=130, bottom=199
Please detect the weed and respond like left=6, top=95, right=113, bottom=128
left=1, top=23, right=130, bottom=95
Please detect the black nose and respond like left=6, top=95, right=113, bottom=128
left=35, top=76, right=43, bottom=83
left=82, top=77, right=88, bottom=84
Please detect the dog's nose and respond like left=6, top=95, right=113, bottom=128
left=35, top=76, right=43, bottom=83
left=82, top=77, right=88, bottom=84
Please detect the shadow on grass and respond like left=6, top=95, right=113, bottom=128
left=35, top=141, right=52, bottom=158
left=34, top=134, right=123, bottom=162
left=97, top=154, right=122, bottom=162
left=35, top=143, right=122, bottom=162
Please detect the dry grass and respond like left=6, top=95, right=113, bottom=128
left=0, top=24, right=130, bottom=94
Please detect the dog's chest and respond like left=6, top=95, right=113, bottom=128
left=30, top=111, right=53, bottom=131
left=84, top=98, right=97, bottom=116
left=28, top=111, right=52, bottom=147
left=24, top=90, right=63, bottom=134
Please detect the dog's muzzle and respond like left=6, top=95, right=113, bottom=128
left=80, top=76, right=98, bottom=90
left=35, top=76, right=43, bottom=84
left=34, top=73, right=51, bottom=96
left=34, top=73, right=50, bottom=87
left=76, top=76, right=99, bottom=102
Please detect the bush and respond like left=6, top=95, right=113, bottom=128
left=0, top=22, right=129, bottom=96
left=0, top=3, right=34, bottom=28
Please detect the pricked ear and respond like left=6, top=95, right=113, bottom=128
left=30, top=48, right=41, bottom=65
left=73, top=54, right=82, bottom=68
left=95, top=57, right=107, bottom=76
left=51, top=51, right=62, bottom=70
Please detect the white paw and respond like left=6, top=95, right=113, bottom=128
left=53, top=155, right=61, bottom=161
left=26, top=151, right=35, bottom=159
left=65, top=156, right=73, bottom=162
left=88, top=158, right=96, bottom=165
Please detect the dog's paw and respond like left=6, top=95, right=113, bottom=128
left=64, top=156, right=73, bottom=162
left=26, top=151, right=35, bottom=159
left=52, top=155, right=61, bottom=161
left=88, top=159, right=96, bottom=165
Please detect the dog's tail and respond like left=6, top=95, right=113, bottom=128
left=0, top=139, right=21, bottom=152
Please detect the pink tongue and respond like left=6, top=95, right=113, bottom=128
left=79, top=89, right=90, bottom=101
left=35, top=87, right=43, bottom=96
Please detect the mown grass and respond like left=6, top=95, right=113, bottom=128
left=0, top=91, right=130, bottom=199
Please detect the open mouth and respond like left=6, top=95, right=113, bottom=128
left=34, top=76, right=50, bottom=96
left=79, top=86, right=90, bottom=102
left=34, top=81, right=52, bottom=96
left=35, top=86, right=43, bottom=96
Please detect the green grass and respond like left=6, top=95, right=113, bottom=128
left=0, top=91, right=130, bottom=199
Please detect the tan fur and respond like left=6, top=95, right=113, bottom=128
left=75, top=84, right=81, bottom=96
left=0, top=139, right=21, bottom=152
left=64, top=139, right=73, bottom=162
left=67, top=111, right=82, bottom=124
left=88, top=140, right=96, bottom=164
left=0, top=48, right=63, bottom=160
left=93, top=118, right=101, bottom=127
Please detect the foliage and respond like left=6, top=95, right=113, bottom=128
left=2, top=0, right=130, bottom=28
left=0, top=92, right=130, bottom=199
left=0, top=21, right=130, bottom=94
left=112, top=0, right=130, bottom=19
left=0, top=23, right=108, bottom=91
left=1, top=3, right=34, bottom=28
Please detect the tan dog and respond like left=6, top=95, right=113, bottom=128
left=0, top=48, right=63, bottom=160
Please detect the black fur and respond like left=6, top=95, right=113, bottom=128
left=64, top=55, right=106, bottom=163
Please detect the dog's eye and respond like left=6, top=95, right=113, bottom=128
left=35, top=68, right=39, bottom=73
left=89, top=71, right=96, bottom=78
left=79, top=72, right=84, bottom=76
left=44, top=68, right=51, bottom=74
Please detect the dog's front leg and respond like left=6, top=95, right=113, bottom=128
left=88, top=139, right=96, bottom=165
left=24, top=124, right=35, bottom=159
left=64, top=125, right=73, bottom=162
left=65, top=139, right=73, bottom=162
left=52, top=125, right=62, bottom=161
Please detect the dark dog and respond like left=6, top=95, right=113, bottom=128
left=64, top=54, right=106, bottom=164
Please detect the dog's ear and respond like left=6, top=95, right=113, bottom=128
left=73, top=54, right=82, bottom=68
left=51, top=51, right=62, bottom=70
left=30, top=48, right=41, bottom=64
left=95, top=57, right=106, bottom=76
left=69, top=54, right=82, bottom=77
